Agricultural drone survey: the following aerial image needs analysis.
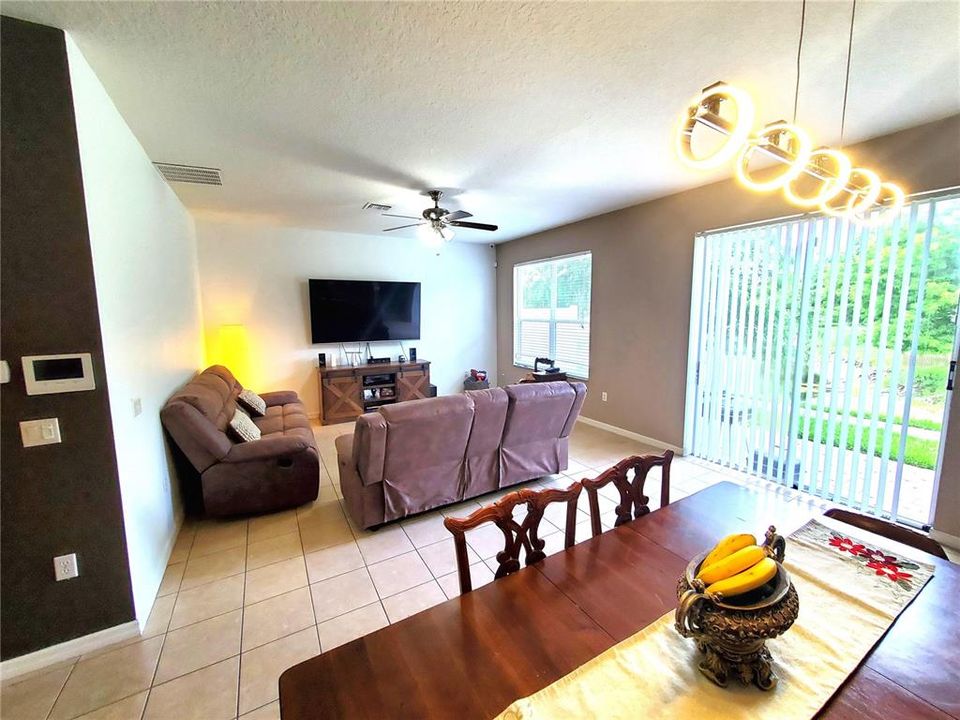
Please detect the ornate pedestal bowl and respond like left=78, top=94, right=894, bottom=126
left=674, top=526, right=799, bottom=690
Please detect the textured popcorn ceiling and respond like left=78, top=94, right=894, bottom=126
left=4, top=1, right=958, bottom=242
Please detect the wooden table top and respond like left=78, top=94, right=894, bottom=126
left=279, top=481, right=960, bottom=720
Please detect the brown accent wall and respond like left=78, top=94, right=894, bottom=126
left=1, top=17, right=135, bottom=660
left=496, top=114, right=960, bottom=533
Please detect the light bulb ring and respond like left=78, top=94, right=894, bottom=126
left=676, top=84, right=755, bottom=170
left=852, top=182, right=905, bottom=227
left=735, top=122, right=812, bottom=193
left=783, top=147, right=852, bottom=208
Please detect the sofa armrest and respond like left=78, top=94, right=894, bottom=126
left=259, top=390, right=299, bottom=407
left=223, top=435, right=312, bottom=463
left=353, top=413, right=387, bottom=486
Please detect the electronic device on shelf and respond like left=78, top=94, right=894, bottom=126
left=534, top=357, right=560, bottom=374
left=367, top=357, right=391, bottom=365
left=409, top=347, right=417, bottom=362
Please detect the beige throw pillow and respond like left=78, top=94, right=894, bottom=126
left=229, top=406, right=261, bottom=442
left=238, top=388, right=267, bottom=417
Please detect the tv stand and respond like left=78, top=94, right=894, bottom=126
left=318, top=361, right=431, bottom=425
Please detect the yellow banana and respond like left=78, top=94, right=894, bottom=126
left=700, top=533, right=756, bottom=570
left=697, top=545, right=766, bottom=584
left=706, top=557, right=778, bottom=598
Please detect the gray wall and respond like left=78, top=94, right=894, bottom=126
left=496, top=114, right=960, bottom=533
left=1, top=17, right=135, bottom=659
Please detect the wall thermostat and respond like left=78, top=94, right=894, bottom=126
left=22, top=353, right=96, bottom=395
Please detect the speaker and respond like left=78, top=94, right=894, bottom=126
left=409, top=347, right=417, bottom=362
left=318, top=352, right=326, bottom=368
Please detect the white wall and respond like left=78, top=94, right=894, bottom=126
left=66, top=37, right=205, bottom=627
left=195, top=219, right=497, bottom=415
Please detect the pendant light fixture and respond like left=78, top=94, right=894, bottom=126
left=676, top=0, right=905, bottom=225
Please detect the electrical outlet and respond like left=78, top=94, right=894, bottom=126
left=132, top=398, right=143, bottom=417
left=601, top=391, right=608, bottom=402
left=54, top=553, right=79, bottom=581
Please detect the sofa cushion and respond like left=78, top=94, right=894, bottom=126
left=228, top=407, right=261, bottom=442
left=500, top=381, right=576, bottom=486
left=461, top=387, right=508, bottom=499
left=238, top=388, right=267, bottom=416
left=378, top=395, right=475, bottom=522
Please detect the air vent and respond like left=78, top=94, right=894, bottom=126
left=153, top=163, right=222, bottom=186
left=362, top=202, right=392, bottom=211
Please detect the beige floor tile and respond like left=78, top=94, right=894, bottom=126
left=168, top=529, right=194, bottom=565
left=49, top=636, right=162, bottom=720
left=73, top=690, right=148, bottom=720
left=296, top=500, right=344, bottom=527
left=309, top=567, right=379, bottom=623
left=367, top=551, right=433, bottom=597
left=298, top=515, right=354, bottom=554
left=242, top=587, right=315, bottom=651
left=141, top=593, right=176, bottom=638
left=144, top=656, right=239, bottom=720
left=400, top=511, right=450, bottom=548
left=157, top=561, right=185, bottom=597
left=192, top=520, right=248, bottom=558
left=355, top=525, right=414, bottom=564
left=381, top=581, right=446, bottom=623
left=316, top=602, right=388, bottom=652
left=465, top=523, right=508, bottom=559
left=439, top=561, right=498, bottom=599
left=240, top=700, right=280, bottom=719
left=180, top=545, right=246, bottom=591
left=155, top=609, right=242, bottom=684
left=238, top=627, right=319, bottom=715
left=438, top=500, right=482, bottom=518
left=248, top=510, right=299, bottom=544
left=244, top=556, right=308, bottom=605
left=247, top=531, right=303, bottom=571
left=415, top=537, right=479, bottom=579
left=303, top=541, right=364, bottom=584
left=169, top=574, right=244, bottom=630
left=0, top=663, right=73, bottom=720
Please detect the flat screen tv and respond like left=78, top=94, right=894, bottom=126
left=308, top=279, right=421, bottom=343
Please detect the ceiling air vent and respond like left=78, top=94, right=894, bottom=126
left=362, top=202, right=392, bottom=211
left=154, top=163, right=222, bottom=186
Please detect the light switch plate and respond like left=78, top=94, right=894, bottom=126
left=20, top=418, right=61, bottom=447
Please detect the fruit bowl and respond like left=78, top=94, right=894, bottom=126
left=675, top=526, right=799, bottom=690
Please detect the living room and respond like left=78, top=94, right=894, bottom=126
left=2, top=2, right=959, bottom=720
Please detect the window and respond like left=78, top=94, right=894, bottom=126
left=513, top=252, right=592, bottom=378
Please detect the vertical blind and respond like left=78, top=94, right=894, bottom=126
left=514, top=252, right=592, bottom=378
left=684, top=194, right=960, bottom=524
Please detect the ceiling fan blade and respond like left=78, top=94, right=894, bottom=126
left=448, top=221, right=498, bottom=231
left=383, top=222, right=427, bottom=232
left=442, top=210, right=473, bottom=221
left=381, top=213, right=421, bottom=220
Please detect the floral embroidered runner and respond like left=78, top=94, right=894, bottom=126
left=495, top=519, right=935, bottom=720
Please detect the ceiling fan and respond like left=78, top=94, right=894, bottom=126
left=381, top=190, right=498, bottom=244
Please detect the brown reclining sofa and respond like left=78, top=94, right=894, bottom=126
left=161, top=365, right=320, bottom=516
left=337, top=380, right=586, bottom=529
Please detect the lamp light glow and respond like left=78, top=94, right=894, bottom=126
left=821, top=167, right=881, bottom=219
left=217, top=324, right=250, bottom=385
left=783, top=147, right=852, bottom=208
left=676, top=84, right=755, bottom=170
left=853, top=182, right=905, bottom=227
left=735, top=122, right=812, bottom=193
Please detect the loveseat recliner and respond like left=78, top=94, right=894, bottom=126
left=161, top=365, right=320, bottom=517
left=337, top=380, right=586, bottom=528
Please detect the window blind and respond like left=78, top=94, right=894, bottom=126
left=514, top=252, right=592, bottom=378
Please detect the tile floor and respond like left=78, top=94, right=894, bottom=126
left=2, top=421, right=955, bottom=720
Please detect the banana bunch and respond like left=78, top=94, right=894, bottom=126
left=696, top=533, right=777, bottom=598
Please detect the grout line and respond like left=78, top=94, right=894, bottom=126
left=38, top=656, right=77, bottom=720
left=235, top=527, right=249, bottom=720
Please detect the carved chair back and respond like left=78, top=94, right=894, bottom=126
left=443, top=481, right=583, bottom=594
left=581, top=451, right=674, bottom=538
left=824, top=508, right=948, bottom=560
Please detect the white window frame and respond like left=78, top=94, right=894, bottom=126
left=513, top=251, right=592, bottom=379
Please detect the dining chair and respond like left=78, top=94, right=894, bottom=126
left=823, top=507, right=949, bottom=560
left=581, top=450, right=674, bottom=538
left=442, top=481, right=583, bottom=594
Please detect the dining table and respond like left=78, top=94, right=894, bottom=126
left=278, top=480, right=960, bottom=719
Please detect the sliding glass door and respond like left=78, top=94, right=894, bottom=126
left=684, top=194, right=960, bottom=524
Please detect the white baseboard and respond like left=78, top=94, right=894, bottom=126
left=0, top=621, right=140, bottom=682
left=930, top=528, right=960, bottom=552
left=576, top=416, right=684, bottom=455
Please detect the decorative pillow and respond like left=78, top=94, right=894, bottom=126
left=237, top=388, right=267, bottom=417
left=228, top=406, right=261, bottom=443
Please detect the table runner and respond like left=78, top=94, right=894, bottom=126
left=496, top=519, right=935, bottom=720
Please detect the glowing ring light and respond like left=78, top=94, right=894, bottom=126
left=783, top=147, right=852, bottom=208
left=821, top=167, right=881, bottom=219
left=852, top=182, right=906, bottom=227
left=735, top=122, right=812, bottom=192
left=676, top=84, right=755, bottom=170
